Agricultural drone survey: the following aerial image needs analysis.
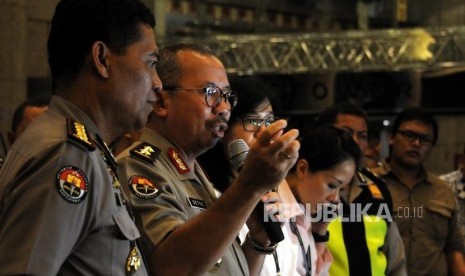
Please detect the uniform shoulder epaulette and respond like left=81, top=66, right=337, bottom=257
left=67, top=118, right=95, bottom=151
left=130, top=142, right=161, bottom=165
left=366, top=184, right=384, bottom=200
left=360, top=167, right=389, bottom=201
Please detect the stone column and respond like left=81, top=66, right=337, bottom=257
left=0, top=0, right=27, bottom=153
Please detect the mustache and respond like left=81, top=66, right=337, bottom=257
left=207, top=116, right=229, bottom=129
left=211, top=116, right=228, bottom=125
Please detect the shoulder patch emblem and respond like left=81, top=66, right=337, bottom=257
left=130, top=142, right=161, bottom=165
left=56, top=166, right=89, bottom=203
left=128, top=175, right=160, bottom=199
left=67, top=119, right=95, bottom=151
left=168, top=147, right=190, bottom=174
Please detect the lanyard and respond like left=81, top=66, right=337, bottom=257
left=290, top=221, right=312, bottom=276
left=273, top=250, right=281, bottom=275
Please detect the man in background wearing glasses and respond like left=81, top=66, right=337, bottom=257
left=372, top=107, right=465, bottom=275
left=117, top=42, right=300, bottom=275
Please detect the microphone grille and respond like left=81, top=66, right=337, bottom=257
left=227, top=139, right=249, bottom=171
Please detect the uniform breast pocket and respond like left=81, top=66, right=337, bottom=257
left=111, top=210, right=144, bottom=274
left=113, top=210, right=141, bottom=241
left=425, top=200, right=453, bottom=241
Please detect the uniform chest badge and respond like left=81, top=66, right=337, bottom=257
left=128, top=175, right=160, bottom=199
left=56, top=166, right=89, bottom=203
left=168, top=147, right=190, bottom=174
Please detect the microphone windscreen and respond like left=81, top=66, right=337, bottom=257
left=227, top=139, right=249, bottom=171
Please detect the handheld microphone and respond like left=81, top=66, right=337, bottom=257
left=227, top=139, right=284, bottom=244
left=227, top=139, right=249, bottom=171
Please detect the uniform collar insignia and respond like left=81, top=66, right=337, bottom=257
left=168, top=147, right=190, bottom=174
left=67, top=118, right=95, bottom=151
left=356, top=170, right=368, bottom=184
left=130, top=142, right=161, bottom=165
left=94, top=134, right=118, bottom=173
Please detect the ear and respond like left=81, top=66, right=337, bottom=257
left=153, top=90, right=169, bottom=117
left=296, top=159, right=309, bottom=180
left=389, top=133, right=395, bottom=146
left=91, top=41, right=110, bottom=78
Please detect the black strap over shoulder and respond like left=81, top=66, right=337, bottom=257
left=340, top=197, right=372, bottom=276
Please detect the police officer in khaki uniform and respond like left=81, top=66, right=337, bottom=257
left=0, top=0, right=161, bottom=274
left=317, top=103, right=407, bottom=276
left=117, top=43, right=301, bottom=275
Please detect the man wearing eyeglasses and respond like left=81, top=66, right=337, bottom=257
left=372, top=107, right=465, bottom=275
left=116, top=42, right=300, bottom=275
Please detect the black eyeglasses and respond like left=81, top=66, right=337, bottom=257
left=237, top=116, right=275, bottom=132
left=397, top=130, right=434, bottom=146
left=164, top=85, right=237, bottom=109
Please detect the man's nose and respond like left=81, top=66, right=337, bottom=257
left=213, top=99, right=231, bottom=121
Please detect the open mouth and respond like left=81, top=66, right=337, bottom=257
left=212, top=123, right=228, bottom=138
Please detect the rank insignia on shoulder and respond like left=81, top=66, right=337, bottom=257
left=187, top=197, right=207, bottom=209
left=367, top=184, right=384, bottom=200
left=168, top=147, right=190, bottom=174
left=128, top=175, right=160, bottom=199
left=67, top=119, right=95, bottom=151
left=56, top=166, right=89, bottom=203
left=130, top=142, right=161, bottom=165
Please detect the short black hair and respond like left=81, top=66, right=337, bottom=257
left=48, top=0, right=155, bottom=90
left=317, top=103, right=368, bottom=127
left=157, top=42, right=216, bottom=88
left=11, top=97, right=50, bottom=133
left=290, top=126, right=361, bottom=173
left=391, top=107, right=439, bottom=145
left=229, top=76, right=278, bottom=119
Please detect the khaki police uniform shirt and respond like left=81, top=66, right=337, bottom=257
left=117, top=127, right=249, bottom=275
left=0, top=96, right=148, bottom=275
left=372, top=160, right=465, bottom=276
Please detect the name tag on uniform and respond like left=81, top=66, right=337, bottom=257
left=187, top=197, right=207, bottom=209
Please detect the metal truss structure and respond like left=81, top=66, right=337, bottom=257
left=177, top=26, right=465, bottom=74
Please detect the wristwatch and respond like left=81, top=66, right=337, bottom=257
left=312, top=231, right=330, bottom=242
